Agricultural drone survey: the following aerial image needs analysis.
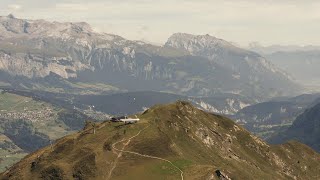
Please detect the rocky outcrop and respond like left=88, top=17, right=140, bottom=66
left=0, top=15, right=302, bottom=99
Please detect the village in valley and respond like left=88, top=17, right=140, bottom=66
left=0, top=107, right=55, bottom=123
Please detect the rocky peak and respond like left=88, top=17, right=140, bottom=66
left=0, top=15, right=27, bottom=35
left=165, top=33, right=235, bottom=54
left=0, top=17, right=301, bottom=99
left=0, top=15, right=95, bottom=39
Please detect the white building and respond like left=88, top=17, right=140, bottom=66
left=120, top=116, right=140, bottom=124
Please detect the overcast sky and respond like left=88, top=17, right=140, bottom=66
left=1, top=0, right=319, bottom=46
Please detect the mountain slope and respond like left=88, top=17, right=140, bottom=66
left=0, top=89, right=254, bottom=117
left=0, top=90, right=93, bottom=171
left=165, top=33, right=301, bottom=99
left=0, top=15, right=301, bottom=99
left=265, top=50, right=320, bottom=90
left=232, top=93, right=320, bottom=139
left=43, top=91, right=253, bottom=115
left=268, top=102, right=320, bottom=152
left=2, top=101, right=320, bottom=179
left=248, top=44, right=320, bottom=91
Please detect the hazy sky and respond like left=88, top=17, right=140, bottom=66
left=1, top=0, right=319, bottom=46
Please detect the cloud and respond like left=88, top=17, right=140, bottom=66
left=0, top=0, right=319, bottom=46
left=55, top=3, right=89, bottom=11
left=8, top=4, right=22, bottom=11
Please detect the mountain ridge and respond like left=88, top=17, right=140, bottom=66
left=0, top=15, right=302, bottom=100
left=268, top=101, right=320, bottom=152
left=1, top=101, right=320, bottom=179
left=232, top=93, right=320, bottom=139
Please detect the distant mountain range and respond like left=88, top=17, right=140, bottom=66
left=265, top=51, right=320, bottom=89
left=269, top=100, right=320, bottom=152
left=2, top=101, right=320, bottom=179
left=1, top=14, right=320, bottom=179
left=248, top=43, right=320, bottom=54
left=248, top=43, right=320, bottom=90
left=0, top=15, right=302, bottom=100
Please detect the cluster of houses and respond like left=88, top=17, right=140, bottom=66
left=0, top=107, right=54, bottom=122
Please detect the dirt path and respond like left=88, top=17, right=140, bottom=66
left=106, top=125, right=150, bottom=180
left=113, top=147, right=184, bottom=180
left=107, top=125, right=184, bottom=180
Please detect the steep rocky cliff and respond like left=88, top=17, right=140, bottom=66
left=0, top=15, right=301, bottom=99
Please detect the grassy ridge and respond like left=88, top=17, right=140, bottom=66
left=2, top=101, right=320, bottom=179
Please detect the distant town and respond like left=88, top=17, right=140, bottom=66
left=0, top=107, right=54, bottom=123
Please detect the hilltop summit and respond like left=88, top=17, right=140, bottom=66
left=2, top=101, right=320, bottom=179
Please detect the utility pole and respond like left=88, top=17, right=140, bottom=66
left=93, top=123, right=96, bottom=134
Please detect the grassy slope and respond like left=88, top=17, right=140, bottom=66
left=268, top=103, right=320, bottom=152
left=0, top=135, right=28, bottom=172
left=0, top=92, right=90, bottom=172
left=1, top=101, right=320, bottom=179
left=0, top=92, right=70, bottom=137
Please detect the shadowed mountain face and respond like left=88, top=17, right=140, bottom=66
left=47, top=91, right=254, bottom=115
left=0, top=15, right=301, bottom=100
left=268, top=102, right=320, bottom=152
left=2, top=101, right=320, bottom=180
left=231, top=93, right=320, bottom=139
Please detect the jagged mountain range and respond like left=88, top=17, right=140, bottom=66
left=0, top=15, right=302, bottom=100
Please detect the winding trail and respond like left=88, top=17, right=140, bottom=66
left=107, top=125, right=150, bottom=180
left=107, top=125, right=184, bottom=180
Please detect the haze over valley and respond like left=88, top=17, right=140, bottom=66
left=0, top=1, right=320, bottom=179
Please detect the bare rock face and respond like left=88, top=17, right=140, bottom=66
left=0, top=15, right=127, bottom=79
left=0, top=15, right=301, bottom=99
left=165, top=33, right=294, bottom=85
left=0, top=51, right=88, bottom=78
